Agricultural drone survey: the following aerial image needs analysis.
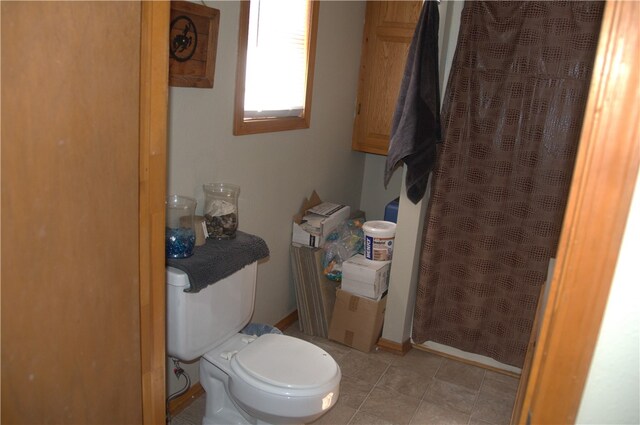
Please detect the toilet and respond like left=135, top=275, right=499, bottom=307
left=167, top=262, right=341, bottom=425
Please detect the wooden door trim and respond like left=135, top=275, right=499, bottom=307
left=139, top=2, right=170, bottom=423
left=514, top=1, right=639, bottom=423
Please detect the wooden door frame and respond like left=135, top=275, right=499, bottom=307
left=513, top=1, right=639, bottom=423
left=139, top=2, right=170, bottom=424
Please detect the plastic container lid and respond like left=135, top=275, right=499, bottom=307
left=231, top=334, right=338, bottom=390
left=362, top=220, right=397, bottom=237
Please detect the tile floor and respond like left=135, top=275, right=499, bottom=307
left=171, top=324, right=519, bottom=425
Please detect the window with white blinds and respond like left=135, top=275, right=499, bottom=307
left=234, top=0, right=318, bottom=135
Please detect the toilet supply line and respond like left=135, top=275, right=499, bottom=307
left=166, top=358, right=191, bottom=424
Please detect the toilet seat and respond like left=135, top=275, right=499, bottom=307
left=230, top=333, right=339, bottom=396
left=202, top=333, right=341, bottom=424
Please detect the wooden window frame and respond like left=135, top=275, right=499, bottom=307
left=233, top=0, right=319, bottom=136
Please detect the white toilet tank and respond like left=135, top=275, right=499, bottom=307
left=166, top=262, right=258, bottom=361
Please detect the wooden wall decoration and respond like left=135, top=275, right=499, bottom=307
left=169, top=1, right=219, bottom=88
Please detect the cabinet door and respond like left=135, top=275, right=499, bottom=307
left=352, top=1, right=422, bottom=155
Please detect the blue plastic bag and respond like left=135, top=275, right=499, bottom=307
left=241, top=323, right=282, bottom=336
left=322, top=218, right=365, bottom=281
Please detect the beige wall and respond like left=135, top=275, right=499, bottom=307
left=168, top=0, right=367, bottom=324
left=167, top=0, right=368, bottom=393
left=576, top=171, right=639, bottom=425
left=360, top=154, right=403, bottom=221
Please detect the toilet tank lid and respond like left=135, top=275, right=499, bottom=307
left=167, top=267, right=190, bottom=288
left=231, top=334, right=339, bottom=390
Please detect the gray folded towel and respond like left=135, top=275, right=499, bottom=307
left=166, top=231, right=269, bottom=293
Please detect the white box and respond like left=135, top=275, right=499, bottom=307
left=341, top=254, right=390, bottom=299
left=292, top=202, right=350, bottom=247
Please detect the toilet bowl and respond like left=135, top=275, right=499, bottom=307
left=166, top=263, right=341, bottom=424
left=200, top=333, right=341, bottom=425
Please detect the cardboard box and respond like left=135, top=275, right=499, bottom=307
left=292, top=191, right=350, bottom=247
left=328, top=288, right=387, bottom=352
left=341, top=255, right=390, bottom=299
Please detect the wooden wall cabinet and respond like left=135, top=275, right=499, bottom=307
left=351, top=1, right=422, bottom=155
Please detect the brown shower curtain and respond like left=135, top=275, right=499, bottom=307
left=412, top=1, right=604, bottom=367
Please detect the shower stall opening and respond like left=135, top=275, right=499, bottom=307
left=411, top=1, right=605, bottom=369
